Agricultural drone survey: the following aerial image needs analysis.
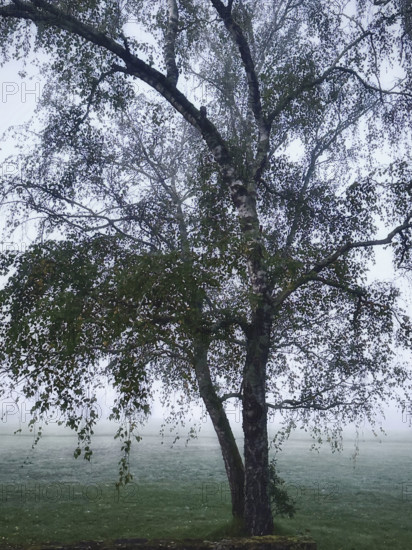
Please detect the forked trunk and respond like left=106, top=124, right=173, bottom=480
left=193, top=339, right=245, bottom=519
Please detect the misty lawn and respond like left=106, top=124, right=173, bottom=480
left=0, top=430, right=411, bottom=549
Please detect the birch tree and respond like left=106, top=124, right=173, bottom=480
left=1, top=0, right=412, bottom=536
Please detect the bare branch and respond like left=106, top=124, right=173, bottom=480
left=220, top=392, right=242, bottom=402
left=312, top=216, right=412, bottom=272
left=7, top=180, right=158, bottom=249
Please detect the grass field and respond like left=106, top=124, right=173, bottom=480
left=0, top=428, right=411, bottom=549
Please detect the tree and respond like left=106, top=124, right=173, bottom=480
left=1, top=0, right=412, bottom=537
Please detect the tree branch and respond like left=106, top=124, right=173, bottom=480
left=267, top=399, right=360, bottom=411
left=164, top=0, right=179, bottom=86
left=220, top=392, right=242, bottom=403
left=284, top=98, right=376, bottom=251
left=0, top=1, right=256, bottom=234
left=309, top=276, right=367, bottom=298
left=332, top=66, right=412, bottom=99
left=9, top=180, right=158, bottom=249
left=0, top=1, right=270, bottom=301
left=268, top=31, right=373, bottom=123
left=0, top=1, right=206, bottom=132
left=210, top=0, right=263, bottom=125
left=209, top=0, right=272, bottom=188
left=74, top=67, right=120, bottom=130
left=311, top=216, right=412, bottom=273
left=273, top=215, right=412, bottom=308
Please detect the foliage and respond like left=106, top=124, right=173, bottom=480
left=268, top=459, right=296, bottom=519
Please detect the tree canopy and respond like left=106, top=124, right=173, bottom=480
left=1, top=0, right=412, bottom=536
